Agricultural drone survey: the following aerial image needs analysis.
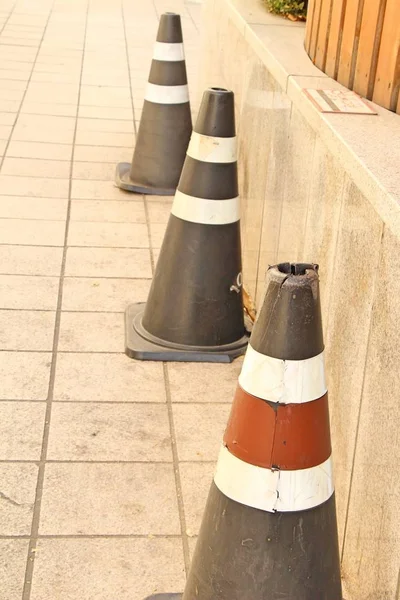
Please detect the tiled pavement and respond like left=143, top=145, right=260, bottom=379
left=0, top=0, right=243, bottom=598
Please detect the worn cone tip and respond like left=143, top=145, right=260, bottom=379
left=157, top=12, right=183, bottom=43
left=195, top=87, right=235, bottom=137
left=251, top=262, right=323, bottom=361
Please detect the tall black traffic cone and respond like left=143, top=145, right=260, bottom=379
left=143, top=263, right=343, bottom=599
left=115, top=12, right=192, bottom=196
left=125, top=87, right=248, bottom=363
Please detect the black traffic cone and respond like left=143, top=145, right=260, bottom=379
left=143, top=263, right=343, bottom=599
left=125, top=87, right=248, bottom=363
left=115, top=12, right=192, bottom=196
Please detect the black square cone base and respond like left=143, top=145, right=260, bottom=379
left=143, top=595, right=182, bottom=600
left=115, top=162, right=176, bottom=196
left=125, top=303, right=249, bottom=363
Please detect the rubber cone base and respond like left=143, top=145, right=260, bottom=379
left=115, top=163, right=176, bottom=196
left=125, top=303, right=248, bottom=363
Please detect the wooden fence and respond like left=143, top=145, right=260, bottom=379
left=305, top=0, right=400, bottom=114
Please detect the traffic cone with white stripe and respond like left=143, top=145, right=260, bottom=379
left=125, top=87, right=248, bottom=363
left=142, top=263, right=342, bottom=599
left=179, top=262, right=343, bottom=599
left=115, top=12, right=192, bottom=196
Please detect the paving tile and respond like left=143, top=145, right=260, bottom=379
left=0, top=275, right=59, bottom=310
left=47, top=403, right=171, bottom=461
left=0, top=139, right=7, bottom=155
left=67, top=222, right=149, bottom=248
left=72, top=161, right=116, bottom=180
left=0, top=463, right=38, bottom=534
left=0, top=175, right=69, bottom=198
left=58, top=312, right=124, bottom=352
left=180, top=462, right=214, bottom=535
left=0, top=124, right=13, bottom=139
left=12, top=114, right=75, bottom=144
left=0, top=219, right=65, bottom=245
left=0, top=36, right=40, bottom=47
left=173, top=403, right=230, bottom=461
left=20, top=101, right=77, bottom=117
left=0, top=98, right=22, bottom=112
left=71, top=179, right=131, bottom=200
left=80, top=85, right=131, bottom=108
left=0, top=245, right=63, bottom=276
left=78, top=105, right=133, bottom=120
left=149, top=222, right=167, bottom=248
left=0, top=309, right=55, bottom=351
left=0, top=351, right=51, bottom=400
left=77, top=118, right=134, bottom=133
left=73, top=145, right=132, bottom=163
left=65, top=247, right=152, bottom=278
left=62, top=277, right=150, bottom=311
left=34, top=61, right=82, bottom=74
left=30, top=538, right=185, bottom=600
left=0, top=68, right=30, bottom=81
left=39, top=463, right=180, bottom=535
left=24, top=82, right=79, bottom=104
left=168, top=361, right=243, bottom=403
left=0, top=539, right=30, bottom=600
left=6, top=140, right=73, bottom=160
left=54, top=352, right=165, bottom=402
left=0, top=60, right=32, bottom=73
left=0, top=88, right=25, bottom=102
left=0, top=78, right=27, bottom=91
left=70, top=199, right=146, bottom=223
left=75, top=130, right=133, bottom=148
left=0, top=197, right=67, bottom=220
left=147, top=199, right=173, bottom=223
left=1, top=157, right=71, bottom=179
left=31, top=70, right=81, bottom=84
left=0, top=402, right=46, bottom=460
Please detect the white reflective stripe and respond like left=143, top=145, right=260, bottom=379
left=145, top=83, right=189, bottom=104
left=153, top=42, right=185, bottom=61
left=214, top=446, right=334, bottom=513
left=186, top=132, right=237, bottom=163
left=171, top=190, right=240, bottom=225
left=239, top=345, right=326, bottom=404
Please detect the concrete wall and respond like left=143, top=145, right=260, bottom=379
left=198, top=1, right=400, bottom=598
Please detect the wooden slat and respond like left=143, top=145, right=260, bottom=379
left=315, top=0, right=333, bottom=70
left=324, top=0, right=345, bottom=78
left=336, top=0, right=359, bottom=87
left=308, top=0, right=323, bottom=62
left=373, top=0, right=400, bottom=109
left=353, top=0, right=383, bottom=98
left=305, top=0, right=317, bottom=54
left=306, top=0, right=400, bottom=113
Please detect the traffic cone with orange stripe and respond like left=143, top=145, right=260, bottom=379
left=144, top=262, right=342, bottom=599
left=115, top=12, right=192, bottom=196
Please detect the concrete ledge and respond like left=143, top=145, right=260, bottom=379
left=215, top=0, right=400, bottom=239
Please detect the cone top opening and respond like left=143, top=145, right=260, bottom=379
left=209, top=87, right=230, bottom=93
left=251, top=262, right=324, bottom=360
left=157, top=13, right=183, bottom=43
left=195, top=87, right=236, bottom=138
left=276, top=262, right=319, bottom=276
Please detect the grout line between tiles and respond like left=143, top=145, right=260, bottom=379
left=0, top=1, right=18, bottom=37
left=129, top=0, right=191, bottom=573
left=0, top=398, right=231, bottom=405
left=1, top=533, right=185, bottom=540
left=0, top=273, right=153, bottom=280
left=21, top=2, right=90, bottom=597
